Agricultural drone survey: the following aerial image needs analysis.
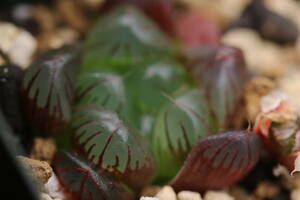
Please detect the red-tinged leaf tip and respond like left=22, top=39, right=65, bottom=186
left=190, top=45, right=247, bottom=129
left=53, top=151, right=134, bottom=200
left=170, top=130, right=261, bottom=192
left=101, top=0, right=175, bottom=36
left=21, top=45, right=81, bottom=136
left=175, top=11, right=220, bottom=47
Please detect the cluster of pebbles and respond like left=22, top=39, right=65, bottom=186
left=3, top=0, right=300, bottom=199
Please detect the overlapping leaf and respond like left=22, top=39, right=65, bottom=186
left=153, top=89, right=212, bottom=182
left=75, top=72, right=137, bottom=130
left=21, top=45, right=81, bottom=136
left=191, top=45, right=247, bottom=129
left=75, top=72, right=125, bottom=110
left=170, top=130, right=261, bottom=191
left=124, top=60, right=187, bottom=136
left=54, top=151, right=134, bottom=200
left=82, top=5, right=172, bottom=73
left=71, top=107, right=154, bottom=189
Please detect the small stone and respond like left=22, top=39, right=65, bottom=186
left=44, top=174, right=65, bottom=200
left=291, top=189, right=300, bottom=200
left=40, top=193, right=54, bottom=200
left=222, top=28, right=286, bottom=78
left=204, top=191, right=234, bottom=200
left=18, top=156, right=53, bottom=184
left=245, top=76, right=275, bottom=121
left=0, top=22, right=37, bottom=68
left=55, top=0, right=88, bottom=33
left=140, top=197, right=159, bottom=200
left=30, top=137, right=57, bottom=163
left=254, top=181, right=280, bottom=199
left=155, top=186, right=177, bottom=200
left=81, top=0, right=104, bottom=10
left=178, top=191, right=202, bottom=200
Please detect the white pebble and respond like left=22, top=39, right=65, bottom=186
left=204, top=191, right=234, bottom=200
left=0, top=22, right=37, bottom=68
left=140, top=197, right=159, bottom=200
left=155, top=186, right=177, bottom=200
left=178, top=191, right=202, bottom=200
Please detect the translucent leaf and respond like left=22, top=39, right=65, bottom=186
left=75, top=72, right=137, bottom=130
left=125, top=60, right=187, bottom=137
left=71, top=106, right=155, bottom=189
left=191, top=45, right=247, bottom=128
left=21, top=45, right=81, bottom=136
left=153, top=89, right=212, bottom=182
left=82, top=5, right=172, bottom=73
left=54, top=151, right=134, bottom=200
left=170, top=130, right=261, bottom=191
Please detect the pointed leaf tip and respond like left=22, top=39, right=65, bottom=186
left=170, top=130, right=261, bottom=191
left=21, top=45, right=81, bottom=136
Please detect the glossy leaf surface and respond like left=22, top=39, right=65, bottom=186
left=191, top=45, right=247, bottom=129
left=170, top=130, right=261, bottom=191
left=75, top=72, right=137, bottom=129
left=72, top=107, right=155, bottom=189
left=125, top=60, right=187, bottom=136
left=82, top=5, right=172, bottom=73
left=54, top=151, right=134, bottom=200
left=21, top=45, right=81, bottom=136
left=153, top=89, right=212, bottom=182
left=75, top=72, right=126, bottom=112
left=101, top=0, right=176, bottom=36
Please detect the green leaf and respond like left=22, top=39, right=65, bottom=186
left=125, top=60, right=187, bottom=137
left=71, top=106, right=155, bottom=189
left=21, top=45, right=81, bottom=136
left=153, top=89, right=212, bottom=182
left=74, top=72, right=137, bottom=129
left=82, top=5, right=172, bottom=73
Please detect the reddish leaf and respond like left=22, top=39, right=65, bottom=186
left=101, top=0, right=175, bottom=36
left=190, top=45, right=248, bottom=129
left=175, top=11, right=220, bottom=47
left=170, top=130, right=261, bottom=191
left=54, top=151, right=134, bottom=200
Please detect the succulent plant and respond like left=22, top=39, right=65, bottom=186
left=153, top=89, right=212, bottom=182
left=189, top=45, right=248, bottom=129
left=71, top=106, right=155, bottom=189
left=170, top=130, right=261, bottom=191
left=54, top=151, right=134, bottom=200
left=253, top=91, right=300, bottom=173
left=82, top=5, right=172, bottom=74
left=21, top=45, right=81, bottom=136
